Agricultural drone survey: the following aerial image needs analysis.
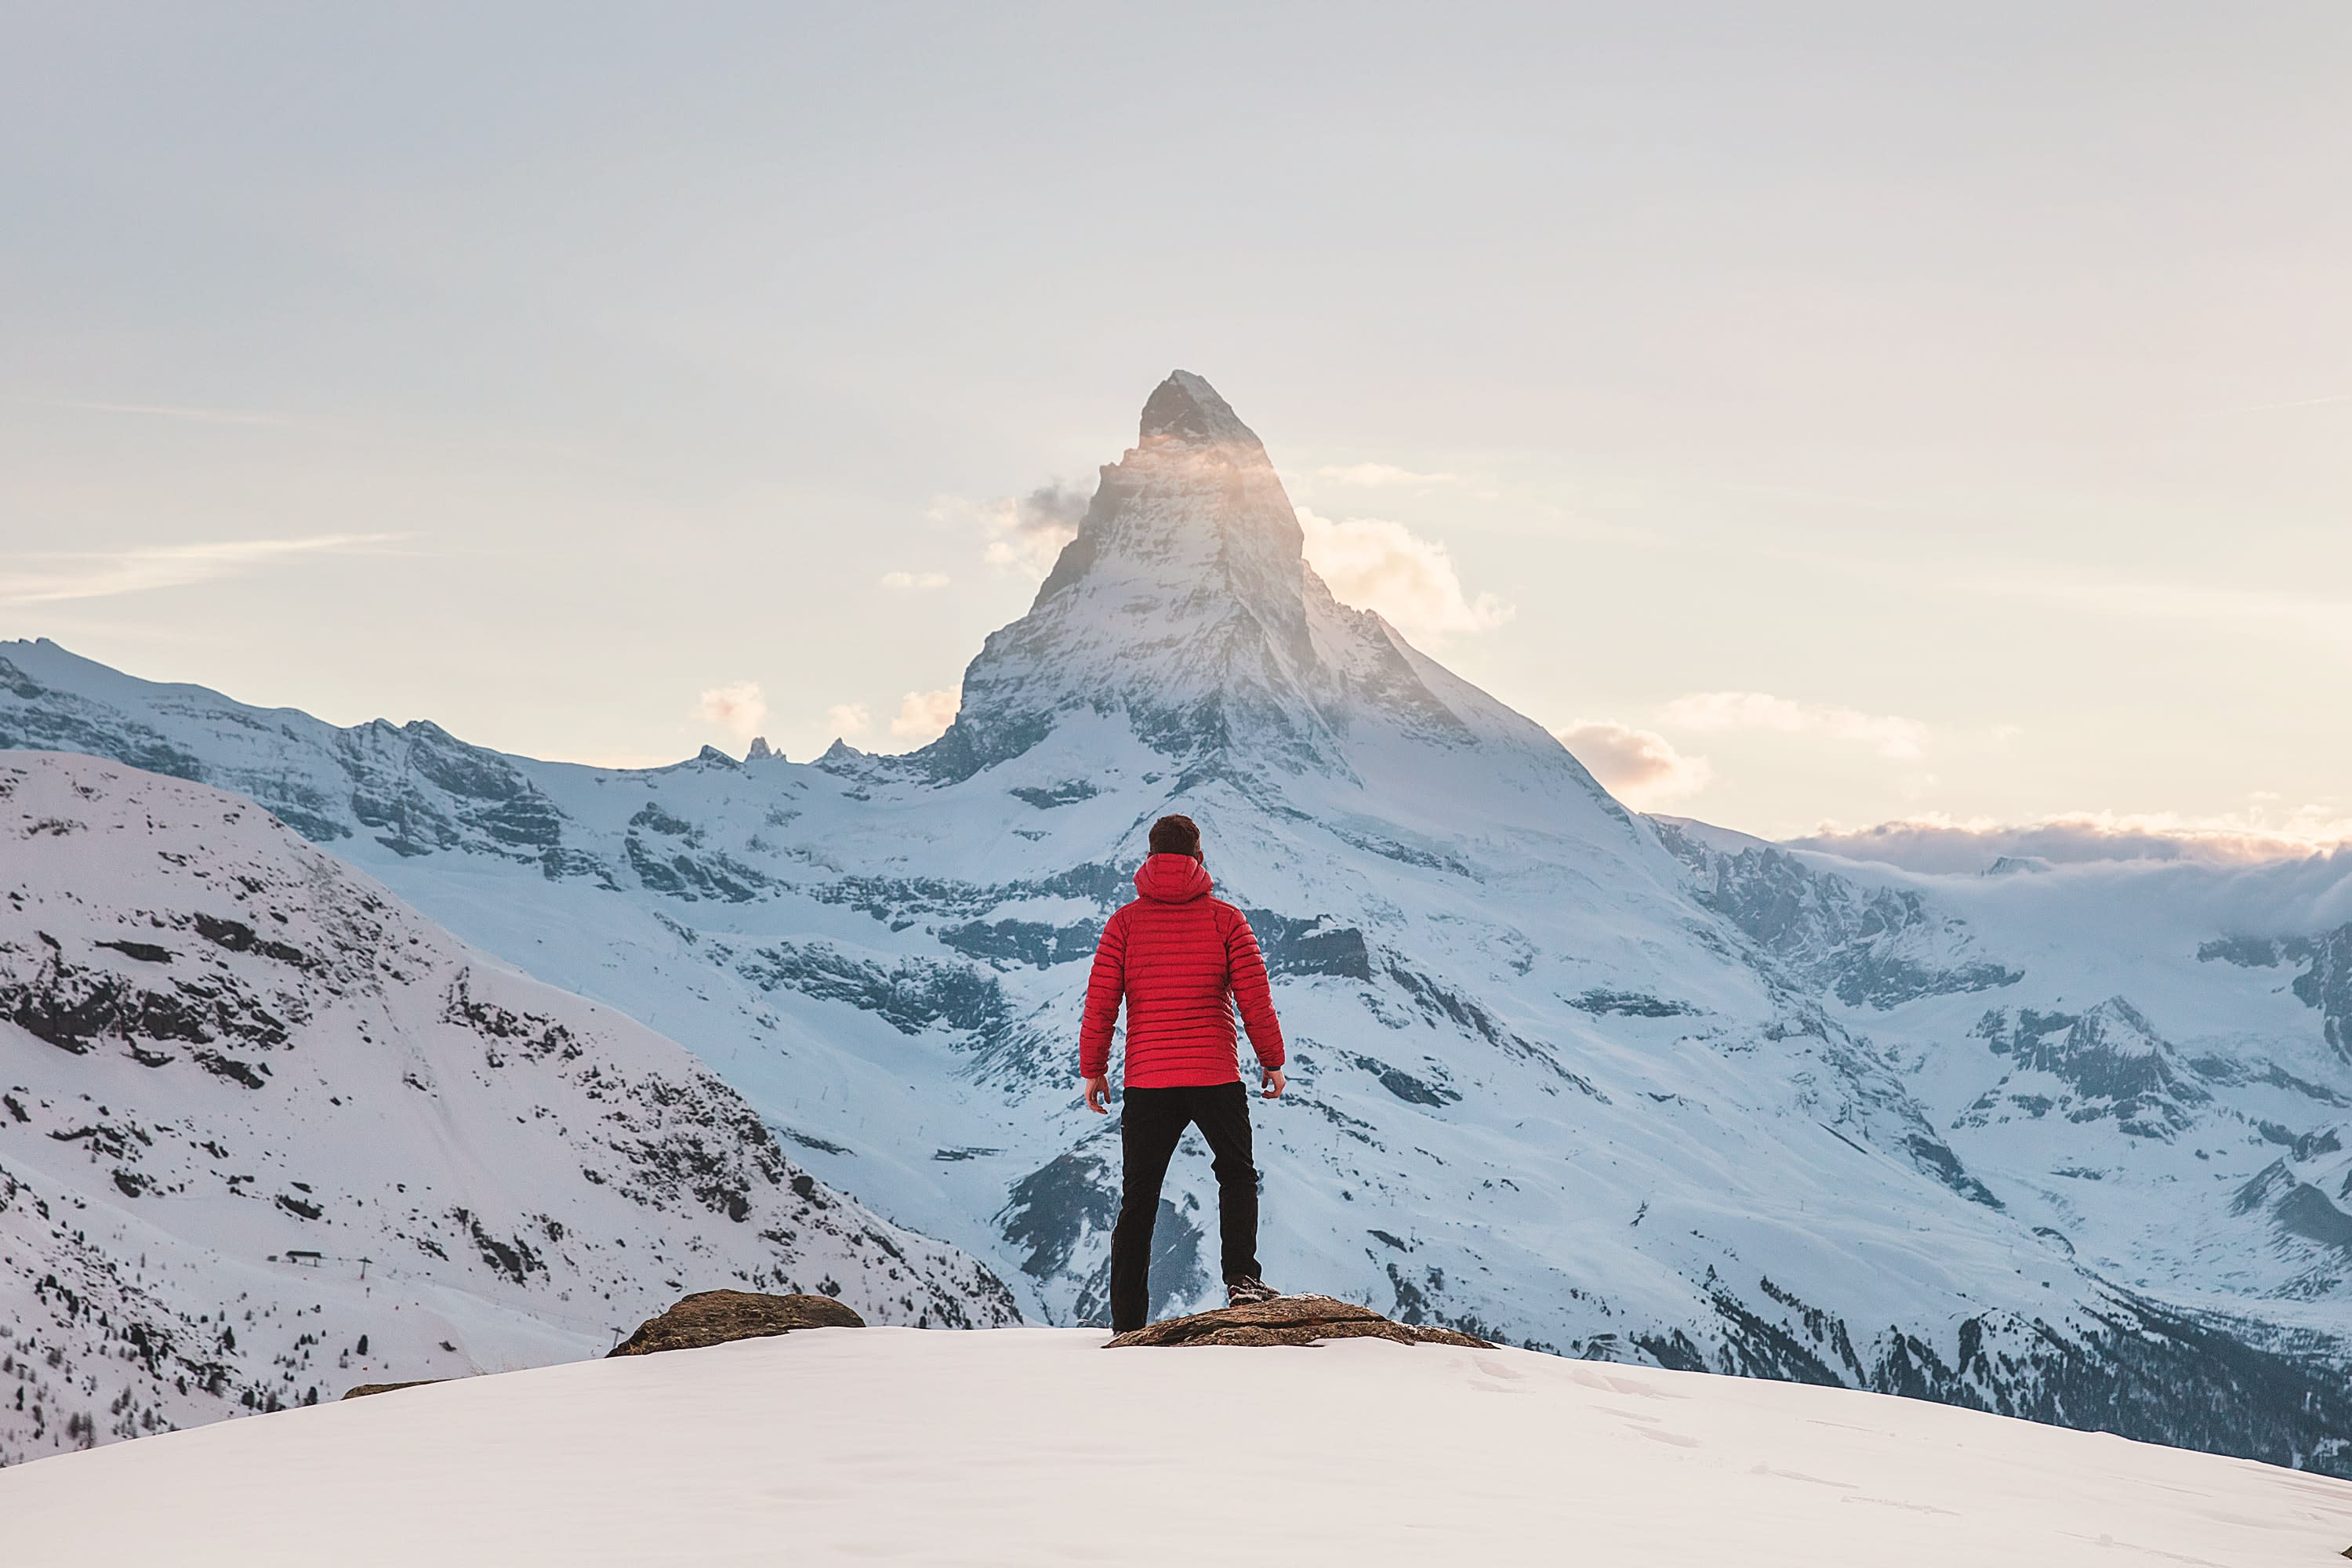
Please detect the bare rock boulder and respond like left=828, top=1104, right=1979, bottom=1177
left=608, top=1290, right=866, bottom=1357
left=1105, top=1294, right=1490, bottom=1349
left=341, top=1379, right=442, bottom=1400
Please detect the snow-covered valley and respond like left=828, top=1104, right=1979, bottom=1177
left=1, top=371, right=2347, bottom=1475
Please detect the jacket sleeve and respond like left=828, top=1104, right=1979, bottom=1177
left=1078, top=909, right=1127, bottom=1080
left=1224, top=909, right=1286, bottom=1072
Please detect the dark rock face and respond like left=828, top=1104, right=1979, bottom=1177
left=1105, top=1294, right=1490, bottom=1349
left=608, top=1290, right=866, bottom=1357
left=1245, top=910, right=1374, bottom=981
left=996, top=1151, right=1116, bottom=1281
left=734, top=940, right=1007, bottom=1036
left=2234, top=1160, right=2352, bottom=1259
left=1964, top=1000, right=2209, bottom=1140
left=2201, top=923, right=2352, bottom=1064
left=2293, top=925, right=2352, bottom=1062
left=937, top=917, right=1100, bottom=970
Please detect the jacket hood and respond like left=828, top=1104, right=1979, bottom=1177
left=1134, top=852, right=1214, bottom=904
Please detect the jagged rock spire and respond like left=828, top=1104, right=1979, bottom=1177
left=1138, top=370, right=1265, bottom=452
left=903, top=370, right=1603, bottom=804
left=1028, top=369, right=1301, bottom=615
left=919, top=371, right=1330, bottom=781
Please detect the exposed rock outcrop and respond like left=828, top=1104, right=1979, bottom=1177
left=1105, top=1294, right=1490, bottom=1349
left=608, top=1290, right=866, bottom=1356
left=342, top=1380, right=442, bottom=1401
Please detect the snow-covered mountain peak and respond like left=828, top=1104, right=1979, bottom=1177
left=921, top=373, right=1612, bottom=811
left=1029, top=368, right=1302, bottom=619
left=1136, top=368, right=1262, bottom=451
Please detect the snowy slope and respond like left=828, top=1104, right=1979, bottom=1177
left=4, top=1329, right=2350, bottom=1567
left=0, top=752, right=1015, bottom=1463
left=2, top=373, right=2347, bottom=1472
left=1667, top=830, right=2352, bottom=1330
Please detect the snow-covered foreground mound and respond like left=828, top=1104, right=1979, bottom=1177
left=6, top=1330, right=2349, bottom=1567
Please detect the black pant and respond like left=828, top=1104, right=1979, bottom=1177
left=1109, top=1080, right=1261, bottom=1334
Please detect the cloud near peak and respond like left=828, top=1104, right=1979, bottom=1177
left=1296, top=507, right=1512, bottom=644
left=889, top=687, right=960, bottom=743
left=931, top=483, right=1091, bottom=579
left=1552, top=720, right=1712, bottom=809
left=695, top=681, right=768, bottom=742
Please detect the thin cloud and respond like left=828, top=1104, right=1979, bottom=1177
left=1788, top=808, right=2352, bottom=871
left=825, top=702, right=872, bottom=739
left=888, top=687, right=960, bottom=742
left=1808, top=546, right=2352, bottom=651
left=1297, top=507, right=1512, bottom=645
left=0, top=535, right=403, bottom=605
left=880, top=571, right=950, bottom=590
left=1552, top=720, right=1712, bottom=809
left=933, top=481, right=1092, bottom=579
left=1660, top=691, right=1929, bottom=761
left=695, top=681, right=768, bottom=742
left=2190, top=392, right=2352, bottom=418
left=54, top=398, right=290, bottom=427
left=1964, top=572, right=2352, bottom=647
left=1312, top=463, right=1464, bottom=488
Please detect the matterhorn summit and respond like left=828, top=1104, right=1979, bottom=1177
left=923, top=372, right=1610, bottom=808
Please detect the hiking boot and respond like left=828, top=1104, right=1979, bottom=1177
left=1225, top=1276, right=1280, bottom=1307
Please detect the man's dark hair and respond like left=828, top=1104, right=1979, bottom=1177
left=1149, top=814, right=1202, bottom=858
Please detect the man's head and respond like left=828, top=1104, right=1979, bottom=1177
left=1149, top=813, right=1203, bottom=861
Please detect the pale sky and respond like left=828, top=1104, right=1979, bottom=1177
left=5, top=4, right=2347, bottom=850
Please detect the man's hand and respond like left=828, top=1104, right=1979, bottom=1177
left=1081, top=1075, right=1110, bottom=1114
left=1261, top=1067, right=1286, bottom=1100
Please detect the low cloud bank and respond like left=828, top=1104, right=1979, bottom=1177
left=1788, top=811, right=2352, bottom=873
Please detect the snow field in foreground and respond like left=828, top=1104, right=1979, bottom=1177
left=4, top=1328, right=2349, bottom=1566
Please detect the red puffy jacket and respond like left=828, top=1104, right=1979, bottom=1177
left=1079, top=854, right=1287, bottom=1088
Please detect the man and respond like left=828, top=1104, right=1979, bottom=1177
left=1080, top=813, right=1286, bottom=1333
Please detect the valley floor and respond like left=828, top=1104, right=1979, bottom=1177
left=2, top=1328, right=2347, bottom=1566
